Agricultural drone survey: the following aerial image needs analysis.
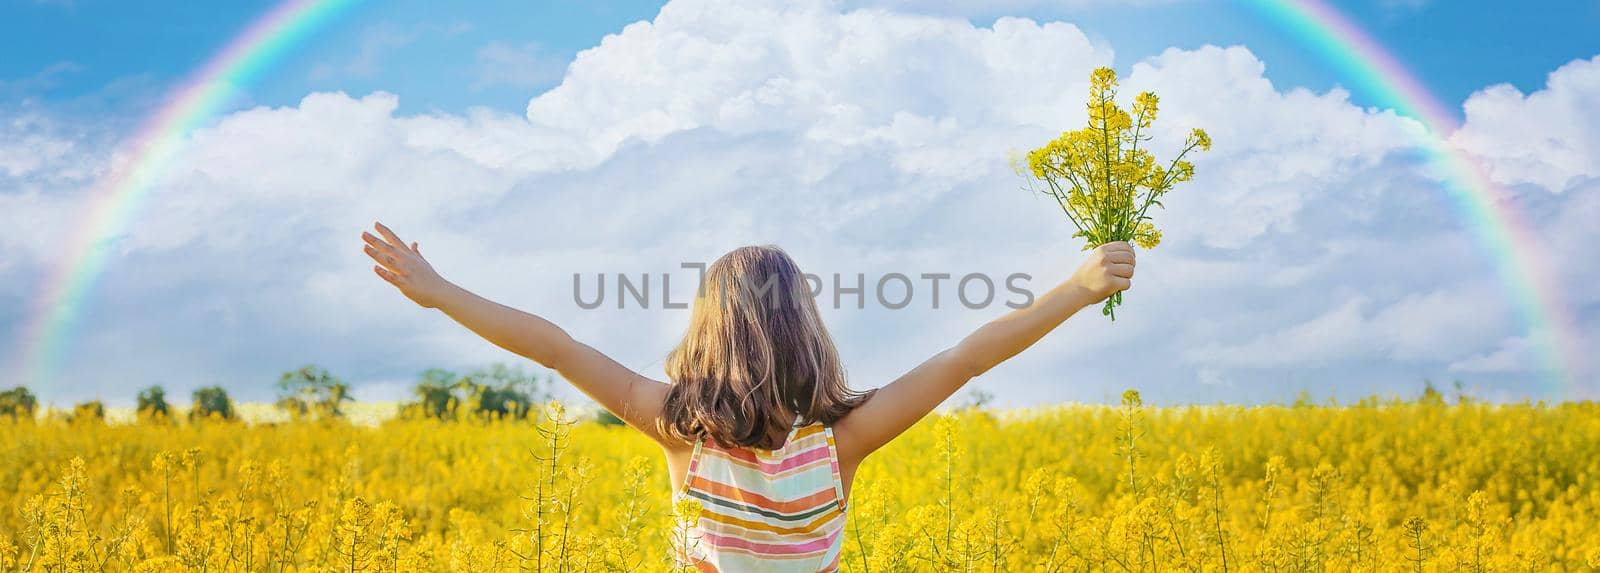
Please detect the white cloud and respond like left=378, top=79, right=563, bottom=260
left=0, top=111, right=92, bottom=179
left=1369, top=284, right=1511, bottom=361
left=1448, top=336, right=1533, bottom=374
left=1185, top=282, right=1515, bottom=368
left=0, top=110, right=111, bottom=273
left=1122, top=45, right=1426, bottom=248
left=0, top=128, right=73, bottom=178
left=525, top=3, right=1112, bottom=161
left=1446, top=54, right=1600, bottom=393
left=1184, top=297, right=1371, bottom=368
left=1452, top=54, right=1600, bottom=193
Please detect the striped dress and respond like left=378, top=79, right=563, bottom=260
left=673, top=420, right=849, bottom=572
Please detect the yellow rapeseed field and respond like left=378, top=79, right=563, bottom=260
left=3, top=392, right=1599, bottom=571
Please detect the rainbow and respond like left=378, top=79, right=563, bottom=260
left=1244, top=0, right=1581, bottom=395
left=10, top=0, right=366, bottom=392
left=9, top=0, right=1583, bottom=397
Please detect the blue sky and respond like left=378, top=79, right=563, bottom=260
left=2, top=0, right=663, bottom=115
left=5, top=1, right=1597, bottom=119
left=2, top=0, right=1598, bottom=409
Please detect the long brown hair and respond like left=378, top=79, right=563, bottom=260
left=660, top=245, right=873, bottom=449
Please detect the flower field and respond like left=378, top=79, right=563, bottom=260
left=3, top=393, right=1599, bottom=571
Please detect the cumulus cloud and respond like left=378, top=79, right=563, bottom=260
left=1121, top=46, right=1425, bottom=248
left=3, top=0, right=1596, bottom=406
left=1452, top=54, right=1600, bottom=193
left=525, top=2, right=1112, bottom=162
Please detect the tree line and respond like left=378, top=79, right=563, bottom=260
left=0, top=362, right=621, bottom=425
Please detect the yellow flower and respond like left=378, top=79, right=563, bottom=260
left=1133, top=91, right=1160, bottom=127
left=1090, top=66, right=1117, bottom=91
left=1134, top=222, right=1162, bottom=249
left=1017, top=68, right=1211, bottom=318
left=672, top=498, right=704, bottom=523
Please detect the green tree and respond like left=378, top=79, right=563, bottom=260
left=399, top=363, right=552, bottom=422
left=461, top=363, right=547, bottom=421
left=70, top=400, right=106, bottom=424
left=404, top=368, right=461, bottom=421
left=137, top=385, right=171, bottom=423
left=0, top=386, right=38, bottom=421
left=276, top=364, right=352, bottom=420
left=190, top=386, right=235, bottom=422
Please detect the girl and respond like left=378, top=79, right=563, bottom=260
left=361, top=221, right=1134, bottom=572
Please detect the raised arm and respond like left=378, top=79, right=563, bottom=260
left=833, top=242, right=1135, bottom=464
left=361, top=221, right=675, bottom=445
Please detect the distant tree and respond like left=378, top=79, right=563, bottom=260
left=403, top=368, right=461, bottom=421
left=400, top=363, right=552, bottom=422
left=71, top=400, right=106, bottom=424
left=137, top=385, right=171, bottom=423
left=462, top=363, right=547, bottom=421
left=0, top=386, right=38, bottom=421
left=276, top=365, right=352, bottom=420
left=190, top=386, right=236, bottom=422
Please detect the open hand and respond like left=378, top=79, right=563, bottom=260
left=1069, top=241, right=1134, bottom=301
left=362, top=221, right=451, bottom=309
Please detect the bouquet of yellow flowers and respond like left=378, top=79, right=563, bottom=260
left=1019, top=66, right=1210, bottom=320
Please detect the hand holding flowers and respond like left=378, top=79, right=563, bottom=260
left=1018, top=66, right=1211, bottom=319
